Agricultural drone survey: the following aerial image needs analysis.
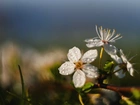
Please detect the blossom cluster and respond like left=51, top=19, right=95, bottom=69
left=58, top=26, right=134, bottom=88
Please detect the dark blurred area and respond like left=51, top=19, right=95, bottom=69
left=0, top=0, right=140, bottom=104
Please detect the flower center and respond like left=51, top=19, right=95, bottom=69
left=102, top=40, right=108, bottom=44
left=75, top=61, right=83, bottom=70
left=119, top=63, right=127, bottom=71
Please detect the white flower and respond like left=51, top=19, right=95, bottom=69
left=85, top=26, right=122, bottom=55
left=58, top=46, right=99, bottom=88
left=111, top=49, right=134, bottom=78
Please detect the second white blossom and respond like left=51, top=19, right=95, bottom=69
left=111, top=49, right=134, bottom=78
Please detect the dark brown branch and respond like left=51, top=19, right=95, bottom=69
left=93, top=83, right=140, bottom=96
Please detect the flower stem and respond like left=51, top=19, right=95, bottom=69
left=112, top=68, right=122, bottom=74
left=78, top=94, right=84, bottom=105
left=99, top=47, right=104, bottom=69
left=18, top=65, right=26, bottom=105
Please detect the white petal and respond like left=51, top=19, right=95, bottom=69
left=85, top=37, right=99, bottom=42
left=127, top=62, right=134, bottom=76
left=83, top=64, right=99, bottom=78
left=104, top=44, right=118, bottom=55
left=67, top=47, right=81, bottom=63
left=114, top=66, right=125, bottom=78
left=58, top=61, right=75, bottom=75
left=85, top=38, right=95, bottom=42
left=73, top=70, right=86, bottom=88
left=81, top=49, right=98, bottom=63
left=86, top=39, right=103, bottom=48
left=110, top=54, right=122, bottom=64
left=120, top=49, right=128, bottom=63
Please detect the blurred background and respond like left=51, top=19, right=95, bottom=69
left=0, top=0, right=140, bottom=49
left=0, top=0, right=140, bottom=104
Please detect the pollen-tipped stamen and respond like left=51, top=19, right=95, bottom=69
left=106, top=29, right=116, bottom=41
left=96, top=25, right=102, bottom=39
left=109, top=34, right=122, bottom=42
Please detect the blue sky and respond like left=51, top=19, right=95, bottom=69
left=0, top=0, right=140, bottom=49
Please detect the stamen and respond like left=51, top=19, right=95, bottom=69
left=106, top=29, right=116, bottom=41
left=75, top=61, right=83, bottom=70
left=99, top=26, right=103, bottom=39
left=119, top=63, right=127, bottom=71
left=129, top=54, right=137, bottom=61
left=96, top=25, right=102, bottom=39
left=109, top=34, right=122, bottom=42
left=103, top=29, right=107, bottom=40
left=105, top=29, right=111, bottom=40
left=102, top=40, right=108, bottom=44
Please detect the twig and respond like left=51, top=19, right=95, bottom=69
left=93, top=83, right=140, bottom=96
left=18, top=65, right=26, bottom=105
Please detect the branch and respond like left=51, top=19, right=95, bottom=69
left=94, top=83, right=140, bottom=96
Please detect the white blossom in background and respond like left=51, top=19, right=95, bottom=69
left=58, top=46, right=99, bottom=88
left=85, top=26, right=122, bottom=55
left=111, top=49, right=134, bottom=78
left=0, top=42, right=20, bottom=88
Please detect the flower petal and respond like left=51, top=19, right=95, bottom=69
left=110, top=54, right=122, bottom=64
left=67, top=47, right=81, bottom=62
left=83, top=64, right=99, bottom=78
left=73, top=70, right=86, bottom=88
left=104, top=44, right=118, bottom=55
left=81, top=49, right=98, bottom=63
left=114, top=65, right=125, bottom=78
left=127, top=62, right=134, bottom=76
left=120, top=49, right=128, bottom=63
left=58, top=61, right=75, bottom=75
left=85, top=38, right=103, bottom=48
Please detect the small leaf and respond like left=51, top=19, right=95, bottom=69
left=131, top=88, right=140, bottom=99
left=120, top=96, right=135, bottom=105
left=103, top=60, right=114, bottom=73
left=82, top=82, right=94, bottom=93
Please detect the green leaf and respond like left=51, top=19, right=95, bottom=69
left=131, top=88, right=140, bottom=99
left=103, top=60, right=114, bottom=73
left=120, top=96, right=135, bottom=105
left=81, top=82, right=94, bottom=93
